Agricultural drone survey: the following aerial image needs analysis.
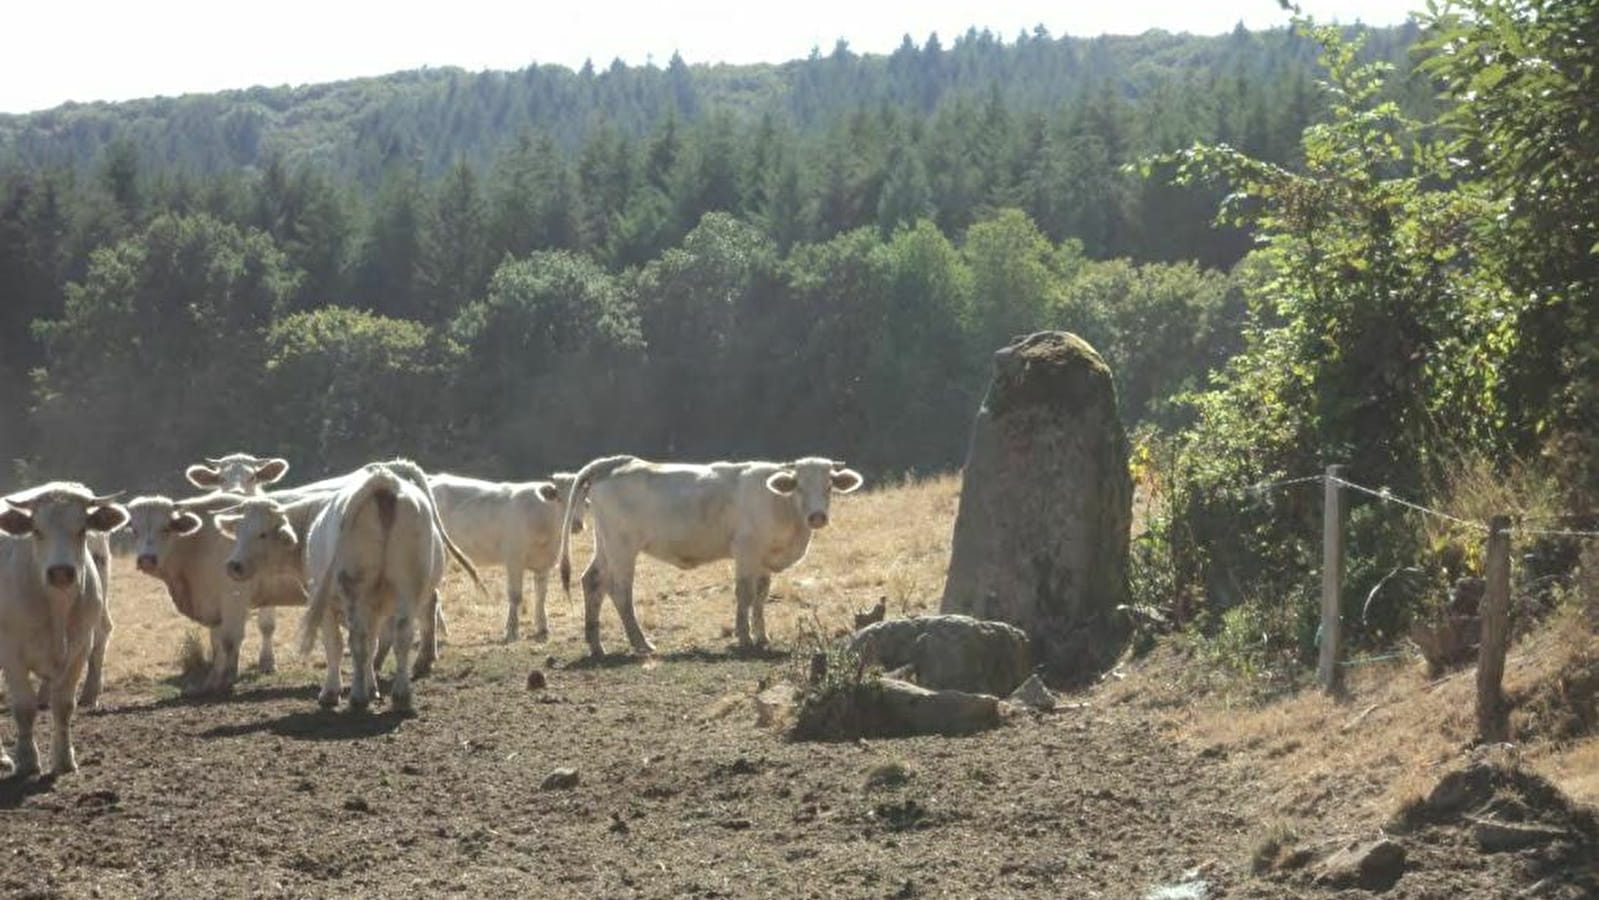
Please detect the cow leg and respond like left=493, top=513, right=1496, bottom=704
left=210, top=599, right=247, bottom=693
left=79, top=609, right=112, bottom=710
left=48, top=646, right=90, bottom=774
left=412, top=589, right=439, bottom=679
left=374, top=622, right=394, bottom=676
left=530, top=569, right=551, bottom=643
left=388, top=585, right=420, bottom=715
left=733, top=575, right=755, bottom=649
left=752, top=574, right=773, bottom=648
left=202, top=627, right=228, bottom=694
left=607, top=556, right=655, bottom=656
left=256, top=608, right=277, bottom=674
left=345, top=581, right=376, bottom=712
left=581, top=555, right=608, bottom=658
left=318, top=616, right=344, bottom=709
left=503, top=561, right=524, bottom=643
left=2, top=665, right=39, bottom=776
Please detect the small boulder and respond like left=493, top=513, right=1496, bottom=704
left=1007, top=674, right=1058, bottom=711
left=850, top=615, right=1031, bottom=695
left=1316, top=838, right=1406, bottom=892
left=527, top=669, right=547, bottom=691
left=1469, top=817, right=1569, bottom=853
left=541, top=768, right=581, bottom=791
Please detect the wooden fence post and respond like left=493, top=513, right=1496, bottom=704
left=1319, top=464, right=1346, bottom=695
left=1476, top=514, right=1513, bottom=743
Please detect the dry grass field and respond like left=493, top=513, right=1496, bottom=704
left=3, top=473, right=1597, bottom=898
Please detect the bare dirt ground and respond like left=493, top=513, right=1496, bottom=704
left=3, top=476, right=1596, bottom=898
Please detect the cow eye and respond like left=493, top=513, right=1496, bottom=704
left=259, top=531, right=271, bottom=540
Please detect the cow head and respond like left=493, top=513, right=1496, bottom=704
left=215, top=498, right=299, bottom=582
left=125, top=496, right=207, bottom=575
left=764, top=458, right=864, bottom=530
left=185, top=453, right=290, bottom=495
left=550, top=472, right=586, bottom=532
left=1, top=483, right=128, bottom=592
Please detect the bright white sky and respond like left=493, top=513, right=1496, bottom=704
left=2, top=0, right=1417, bottom=114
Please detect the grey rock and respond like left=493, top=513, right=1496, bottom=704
left=870, top=677, right=1001, bottom=736
left=1007, top=673, right=1058, bottom=710
left=1469, top=817, right=1569, bottom=853
left=1316, top=838, right=1407, bottom=891
left=940, top=331, right=1132, bottom=684
left=540, top=767, right=581, bottom=791
left=850, top=614, right=1031, bottom=695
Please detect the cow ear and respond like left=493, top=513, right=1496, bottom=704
left=537, top=483, right=561, bottom=502
left=171, top=511, right=204, bottom=536
left=766, top=471, right=799, bottom=495
left=830, top=468, right=864, bottom=494
left=186, top=465, right=221, bottom=488
left=213, top=514, right=241, bottom=540
left=255, top=458, right=290, bottom=485
left=0, top=507, right=31, bottom=536
left=88, top=503, right=130, bottom=533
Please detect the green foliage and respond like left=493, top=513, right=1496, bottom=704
left=1418, top=0, right=1599, bottom=506
left=31, top=212, right=298, bottom=486
left=264, top=308, right=459, bottom=472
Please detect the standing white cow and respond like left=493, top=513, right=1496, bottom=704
left=557, top=456, right=864, bottom=657
left=427, top=472, right=583, bottom=642
left=183, top=452, right=295, bottom=669
left=124, top=492, right=309, bottom=693
left=0, top=483, right=128, bottom=776
left=221, top=460, right=482, bottom=712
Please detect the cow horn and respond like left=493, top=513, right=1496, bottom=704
left=91, top=491, right=125, bottom=505
left=203, top=457, right=226, bottom=467
left=831, top=460, right=847, bottom=471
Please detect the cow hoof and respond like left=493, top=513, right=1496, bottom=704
left=530, top=629, right=549, bottom=643
left=317, top=694, right=339, bottom=710
left=411, top=659, right=433, bottom=680
left=390, top=693, right=415, bottom=715
left=349, top=698, right=371, bottom=714
left=258, top=661, right=276, bottom=675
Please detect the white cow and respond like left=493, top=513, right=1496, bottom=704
left=0, top=483, right=128, bottom=776
left=427, top=471, right=583, bottom=642
left=220, top=460, right=482, bottom=711
left=183, top=452, right=295, bottom=669
left=184, top=453, right=290, bottom=495
left=557, top=456, right=864, bottom=657
left=125, top=492, right=309, bottom=693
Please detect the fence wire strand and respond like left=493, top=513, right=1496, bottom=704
left=1247, top=472, right=1599, bottom=541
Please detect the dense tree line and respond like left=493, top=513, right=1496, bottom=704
left=0, top=23, right=1362, bottom=490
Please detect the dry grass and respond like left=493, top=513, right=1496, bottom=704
left=1155, top=596, right=1599, bottom=839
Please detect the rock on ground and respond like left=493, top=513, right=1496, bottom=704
left=849, top=614, right=1031, bottom=695
left=940, top=331, right=1132, bottom=684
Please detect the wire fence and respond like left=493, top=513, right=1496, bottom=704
left=1248, top=472, right=1599, bottom=540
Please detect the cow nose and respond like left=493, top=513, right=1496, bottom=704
left=226, top=560, right=247, bottom=580
left=571, top=520, right=585, bottom=534
left=136, top=554, right=159, bottom=573
left=46, top=565, right=77, bottom=587
left=807, top=512, right=829, bottom=529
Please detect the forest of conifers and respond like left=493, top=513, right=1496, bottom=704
left=2, top=4, right=1595, bottom=664
left=0, top=22, right=1425, bottom=488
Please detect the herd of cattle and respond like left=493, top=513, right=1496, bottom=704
left=0, top=452, right=864, bottom=778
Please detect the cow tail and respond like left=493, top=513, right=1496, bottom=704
left=557, top=455, right=634, bottom=599
left=297, top=468, right=399, bottom=656
left=385, top=458, right=488, bottom=601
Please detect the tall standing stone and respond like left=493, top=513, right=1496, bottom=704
left=940, top=331, right=1131, bottom=684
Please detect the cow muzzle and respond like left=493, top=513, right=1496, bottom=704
left=226, top=560, right=249, bottom=582
left=46, top=564, right=77, bottom=588
left=807, top=512, right=829, bottom=529
left=136, top=554, right=160, bottom=574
